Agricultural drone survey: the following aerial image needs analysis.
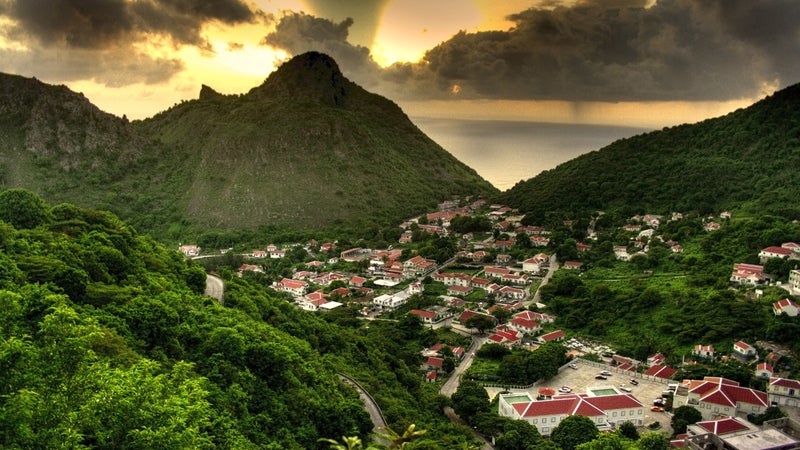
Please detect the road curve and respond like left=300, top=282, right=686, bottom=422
left=338, top=374, right=390, bottom=446
left=205, top=274, right=224, bottom=303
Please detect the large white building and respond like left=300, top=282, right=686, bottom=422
left=498, top=392, right=645, bottom=436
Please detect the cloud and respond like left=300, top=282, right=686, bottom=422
left=265, top=0, right=800, bottom=103
left=262, top=11, right=384, bottom=89
left=0, top=0, right=258, bottom=86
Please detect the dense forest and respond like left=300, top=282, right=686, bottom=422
left=499, top=82, right=800, bottom=223
left=0, top=189, right=488, bottom=449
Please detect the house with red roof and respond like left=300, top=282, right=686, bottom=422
left=643, top=364, right=677, bottom=380
left=768, top=377, right=800, bottom=407
left=693, top=344, right=715, bottom=360
left=675, top=377, right=768, bottom=420
left=457, top=310, right=497, bottom=327
left=562, top=261, right=583, bottom=270
left=755, top=362, right=774, bottom=379
left=508, top=317, right=540, bottom=334
left=275, top=278, right=308, bottom=297
left=238, top=264, right=263, bottom=276
left=423, top=356, right=444, bottom=372
left=297, top=290, right=328, bottom=311
left=409, top=309, right=439, bottom=325
left=730, top=263, right=765, bottom=286
left=498, top=285, right=526, bottom=300
left=250, top=249, right=267, bottom=258
left=732, top=340, right=756, bottom=359
left=773, top=298, right=800, bottom=317
left=538, top=330, right=565, bottom=344
left=498, top=392, right=645, bottom=436
left=512, top=311, right=556, bottom=324
left=488, top=326, right=522, bottom=345
left=403, top=255, right=437, bottom=279
left=433, top=272, right=472, bottom=287
left=349, top=275, right=367, bottom=287
left=685, top=416, right=756, bottom=439
left=178, top=245, right=201, bottom=257
left=447, top=285, right=473, bottom=297
left=704, top=221, right=720, bottom=232
left=647, top=352, right=666, bottom=367
left=759, top=246, right=794, bottom=263
left=522, top=253, right=550, bottom=273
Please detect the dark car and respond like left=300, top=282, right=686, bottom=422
left=595, top=375, right=607, bottom=380
left=630, top=379, right=639, bottom=385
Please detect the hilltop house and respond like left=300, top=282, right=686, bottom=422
left=774, top=298, right=800, bottom=317
left=275, top=278, right=308, bottom=297
left=693, top=345, right=716, bottom=360
left=732, top=340, right=756, bottom=359
left=730, top=263, right=765, bottom=286
left=759, top=246, right=794, bottom=263
left=178, top=245, right=201, bottom=257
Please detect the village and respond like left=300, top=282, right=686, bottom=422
left=179, top=199, right=800, bottom=448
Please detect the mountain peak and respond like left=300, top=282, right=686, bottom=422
left=199, top=84, right=223, bottom=100
left=252, top=51, right=351, bottom=107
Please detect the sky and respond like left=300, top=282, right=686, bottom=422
left=1, top=0, right=797, bottom=128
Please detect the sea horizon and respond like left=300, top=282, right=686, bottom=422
left=412, top=117, right=652, bottom=191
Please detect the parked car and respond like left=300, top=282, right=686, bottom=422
left=595, top=375, right=607, bottom=380
left=601, top=371, right=612, bottom=376
left=619, top=384, right=632, bottom=393
left=629, top=379, right=639, bottom=385
left=568, top=363, right=578, bottom=369
left=653, top=399, right=664, bottom=406
left=650, top=406, right=665, bottom=412
left=559, top=386, right=572, bottom=393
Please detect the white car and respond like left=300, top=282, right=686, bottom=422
left=559, top=386, right=572, bottom=393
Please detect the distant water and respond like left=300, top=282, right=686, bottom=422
left=412, top=118, right=651, bottom=191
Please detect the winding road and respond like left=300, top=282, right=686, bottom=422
left=204, top=274, right=224, bottom=303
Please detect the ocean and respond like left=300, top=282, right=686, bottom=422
left=411, top=117, right=651, bottom=191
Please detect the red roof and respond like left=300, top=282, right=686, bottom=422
left=426, top=356, right=444, bottom=368
left=770, top=377, right=800, bottom=389
left=510, top=318, right=539, bottom=329
left=774, top=298, right=800, bottom=310
left=695, top=417, right=750, bottom=435
left=511, top=393, right=639, bottom=419
left=541, top=330, right=565, bottom=342
left=643, top=365, right=677, bottom=379
left=761, top=246, right=793, bottom=256
left=686, top=377, right=768, bottom=408
left=410, top=309, right=437, bottom=319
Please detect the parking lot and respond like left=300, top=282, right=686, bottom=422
left=487, top=358, right=675, bottom=433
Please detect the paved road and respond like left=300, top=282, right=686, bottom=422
left=528, top=254, right=558, bottom=307
left=440, top=334, right=487, bottom=397
left=339, top=374, right=390, bottom=447
left=205, top=274, right=224, bottom=303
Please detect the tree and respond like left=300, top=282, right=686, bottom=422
left=495, top=419, right=542, bottom=450
left=451, top=380, right=490, bottom=424
left=550, top=415, right=599, bottom=450
left=0, top=189, right=52, bottom=229
left=636, top=432, right=669, bottom=450
left=465, top=314, right=495, bottom=334
left=575, top=432, right=632, bottom=450
left=670, top=405, right=702, bottom=435
left=618, top=421, right=639, bottom=440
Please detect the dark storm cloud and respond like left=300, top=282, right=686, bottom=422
left=0, top=0, right=259, bottom=86
left=265, top=0, right=799, bottom=102
left=397, top=0, right=800, bottom=101
left=262, top=12, right=383, bottom=89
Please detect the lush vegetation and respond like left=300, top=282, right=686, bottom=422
left=538, top=213, right=800, bottom=372
left=500, top=82, right=800, bottom=223
left=0, top=53, right=497, bottom=242
left=0, top=191, right=488, bottom=449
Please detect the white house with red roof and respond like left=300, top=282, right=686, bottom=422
left=238, top=264, right=263, bottom=276
left=488, top=326, right=522, bottom=345
left=508, top=317, right=540, bottom=334
left=538, top=330, right=565, bottom=344
left=349, top=275, right=367, bottom=287
left=730, top=263, right=765, bottom=286
left=513, top=310, right=556, bottom=324
left=498, top=392, right=645, bottom=436
left=675, top=377, right=768, bottom=420
left=178, top=245, right=201, bottom=257
left=275, top=278, right=309, bottom=297
left=447, top=285, right=473, bottom=297
left=522, top=253, right=550, bottom=273
left=647, top=352, right=666, bottom=367
left=433, top=272, right=472, bottom=287
left=251, top=249, right=267, bottom=258
left=297, top=290, right=328, bottom=311
left=732, top=340, right=756, bottom=359
left=409, top=309, right=439, bottom=325
left=773, top=298, right=800, bottom=317
left=759, top=245, right=794, bottom=263
left=403, top=255, right=437, bottom=279
left=498, top=285, right=526, bottom=300
left=408, top=281, right=423, bottom=294
left=693, top=344, right=716, bottom=359
left=484, top=266, right=511, bottom=278
left=768, top=377, right=800, bottom=407
left=704, top=222, right=721, bottom=232
left=530, top=235, right=550, bottom=247
left=685, top=416, right=756, bottom=439
left=562, top=261, right=583, bottom=270
left=755, top=362, right=774, bottom=379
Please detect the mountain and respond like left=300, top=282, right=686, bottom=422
left=0, top=52, right=496, bottom=237
left=499, top=83, right=800, bottom=222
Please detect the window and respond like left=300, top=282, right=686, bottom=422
left=638, top=410, right=642, bottom=415
left=621, top=411, right=626, bottom=416
left=551, top=417, right=556, bottom=423
left=532, top=419, right=537, bottom=424
left=613, top=412, right=617, bottom=417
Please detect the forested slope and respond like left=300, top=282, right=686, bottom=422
left=0, top=189, right=478, bottom=449
left=500, top=83, right=800, bottom=222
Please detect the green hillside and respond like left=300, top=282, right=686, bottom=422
left=499, top=83, right=800, bottom=222
left=0, top=52, right=496, bottom=240
left=0, top=191, right=484, bottom=448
